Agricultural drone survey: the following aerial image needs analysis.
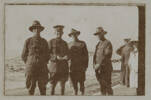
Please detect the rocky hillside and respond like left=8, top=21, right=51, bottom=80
left=5, top=57, right=25, bottom=72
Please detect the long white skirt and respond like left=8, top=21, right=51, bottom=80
left=130, top=71, right=138, bottom=88
left=128, top=51, right=138, bottom=88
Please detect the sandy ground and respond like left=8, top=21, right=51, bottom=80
left=4, top=55, right=136, bottom=96
left=5, top=70, right=120, bottom=96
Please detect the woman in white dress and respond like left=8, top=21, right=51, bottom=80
left=128, top=41, right=138, bottom=88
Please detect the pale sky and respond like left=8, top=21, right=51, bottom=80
left=5, top=5, right=138, bottom=59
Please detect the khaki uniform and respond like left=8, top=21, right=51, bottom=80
left=21, top=36, right=49, bottom=95
left=93, top=39, right=113, bottom=95
left=116, top=44, right=133, bottom=87
left=68, top=40, right=88, bottom=95
left=48, top=38, right=69, bottom=95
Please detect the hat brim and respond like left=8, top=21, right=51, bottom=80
left=130, top=40, right=138, bottom=44
left=68, top=32, right=80, bottom=37
left=94, top=31, right=107, bottom=35
left=53, top=25, right=64, bottom=29
left=29, top=25, right=44, bottom=32
left=124, top=39, right=131, bottom=42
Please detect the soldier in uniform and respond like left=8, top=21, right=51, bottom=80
left=116, top=38, right=133, bottom=87
left=68, top=29, right=89, bottom=95
left=21, top=20, right=49, bottom=95
left=48, top=25, right=69, bottom=95
left=93, top=27, right=113, bottom=95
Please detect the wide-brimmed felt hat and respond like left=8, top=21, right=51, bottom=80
left=29, top=20, right=44, bottom=32
left=68, top=28, right=80, bottom=37
left=94, top=27, right=107, bottom=35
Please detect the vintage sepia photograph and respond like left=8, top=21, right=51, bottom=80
left=1, top=1, right=146, bottom=96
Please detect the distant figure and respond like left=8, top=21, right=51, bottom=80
left=48, top=25, right=69, bottom=95
left=93, top=27, right=113, bottom=95
left=116, top=38, right=133, bottom=87
left=68, top=29, right=89, bottom=95
left=128, top=41, right=138, bottom=88
left=21, top=20, right=49, bottom=95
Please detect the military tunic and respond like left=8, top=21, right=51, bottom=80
left=116, top=44, right=133, bottom=86
left=21, top=36, right=49, bottom=95
left=48, top=38, right=69, bottom=83
left=93, top=39, right=113, bottom=95
left=68, top=40, right=89, bottom=81
left=68, top=40, right=88, bottom=94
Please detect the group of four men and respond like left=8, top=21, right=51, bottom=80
left=21, top=20, right=113, bottom=96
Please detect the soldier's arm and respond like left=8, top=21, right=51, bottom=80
left=93, top=53, right=96, bottom=65
left=82, top=42, right=89, bottom=69
left=63, top=42, right=70, bottom=60
left=93, top=42, right=102, bottom=71
left=104, top=42, right=113, bottom=57
left=44, top=40, right=49, bottom=63
left=116, top=45, right=124, bottom=56
left=48, top=40, right=55, bottom=61
left=67, top=43, right=72, bottom=60
left=93, top=43, right=99, bottom=67
left=21, top=39, right=29, bottom=63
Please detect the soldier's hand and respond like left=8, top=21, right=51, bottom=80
left=63, top=56, right=68, bottom=60
left=51, top=55, right=57, bottom=61
left=94, top=64, right=100, bottom=71
left=57, top=56, right=63, bottom=60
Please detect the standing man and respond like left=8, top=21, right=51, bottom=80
left=21, top=20, right=49, bottom=95
left=116, top=38, right=133, bottom=87
left=48, top=25, right=69, bottom=95
left=93, top=27, right=113, bottom=95
left=68, top=29, right=89, bottom=95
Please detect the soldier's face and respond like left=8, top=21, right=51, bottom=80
left=32, top=28, right=41, bottom=34
left=124, top=41, right=129, bottom=44
left=97, top=33, right=104, bottom=40
left=56, top=31, right=63, bottom=38
left=71, top=35, right=78, bottom=41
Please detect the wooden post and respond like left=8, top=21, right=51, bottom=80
left=137, top=6, right=145, bottom=95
